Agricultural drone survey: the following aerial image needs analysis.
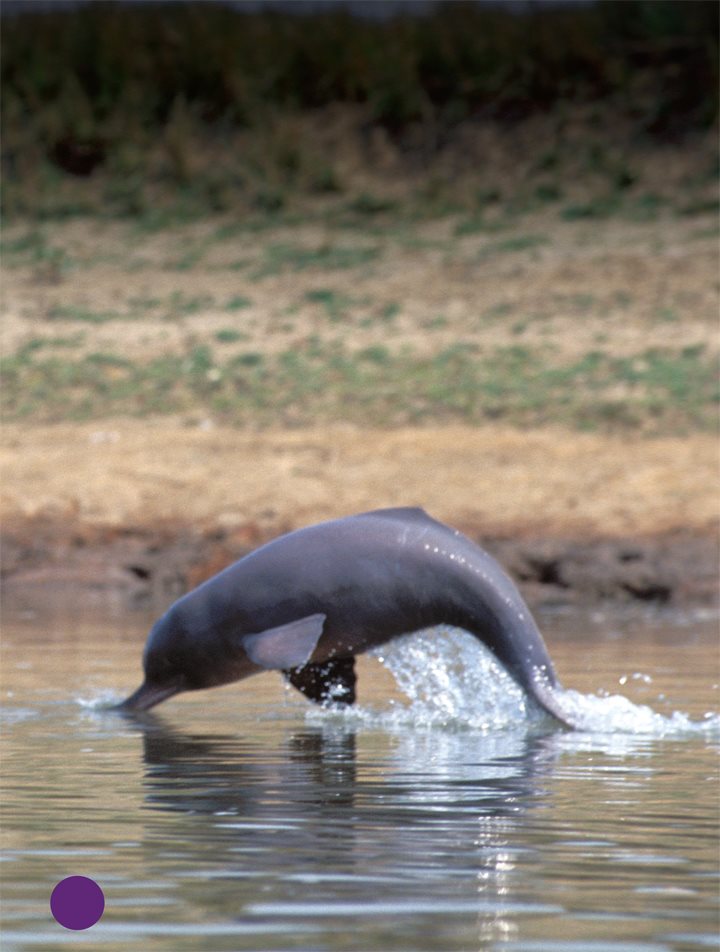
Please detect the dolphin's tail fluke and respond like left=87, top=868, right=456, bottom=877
left=523, top=675, right=576, bottom=729
left=483, top=623, right=578, bottom=729
left=451, top=546, right=579, bottom=729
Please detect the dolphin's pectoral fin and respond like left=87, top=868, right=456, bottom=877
left=283, top=656, right=357, bottom=707
left=244, top=613, right=326, bottom=670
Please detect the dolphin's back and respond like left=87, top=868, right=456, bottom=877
left=119, top=507, right=573, bottom=725
left=204, top=508, right=559, bottom=690
left=355, top=509, right=561, bottom=688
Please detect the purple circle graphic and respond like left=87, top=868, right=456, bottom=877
left=50, top=876, right=105, bottom=930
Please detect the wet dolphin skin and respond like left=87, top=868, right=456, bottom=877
left=116, top=507, right=574, bottom=727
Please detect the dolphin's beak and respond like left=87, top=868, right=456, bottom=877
left=112, top=680, right=181, bottom=713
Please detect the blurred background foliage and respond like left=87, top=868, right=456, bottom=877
left=2, top=0, right=717, bottom=217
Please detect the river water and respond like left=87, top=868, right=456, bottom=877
left=1, top=604, right=718, bottom=952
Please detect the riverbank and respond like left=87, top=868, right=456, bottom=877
left=2, top=421, right=717, bottom=614
left=2, top=92, right=717, bottom=615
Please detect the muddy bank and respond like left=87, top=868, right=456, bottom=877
left=2, top=423, right=717, bottom=616
left=2, top=515, right=717, bottom=618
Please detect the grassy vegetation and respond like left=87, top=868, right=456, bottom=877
left=1, top=3, right=717, bottom=440
left=252, top=242, right=382, bottom=279
left=1, top=1, right=717, bottom=221
left=4, top=2, right=716, bottom=136
left=2, top=338, right=716, bottom=435
left=2, top=163, right=716, bottom=436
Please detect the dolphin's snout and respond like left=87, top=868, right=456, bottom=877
left=112, top=680, right=180, bottom=713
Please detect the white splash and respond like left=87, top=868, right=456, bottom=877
left=77, top=690, right=123, bottom=711
left=371, top=628, right=530, bottom=731
left=552, top=687, right=720, bottom=737
left=308, top=627, right=720, bottom=738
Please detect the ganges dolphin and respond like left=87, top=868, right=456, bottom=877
left=115, top=507, right=575, bottom=727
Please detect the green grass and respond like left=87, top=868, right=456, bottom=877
left=127, top=295, right=163, bottom=311
left=1, top=229, right=72, bottom=272
left=689, top=223, right=720, bottom=241
left=164, top=293, right=214, bottom=318
left=1, top=230, right=47, bottom=255
left=482, top=302, right=516, bottom=321
left=15, top=334, right=85, bottom=354
left=224, top=295, right=253, bottom=311
left=252, top=242, right=381, bottom=279
left=47, top=304, right=129, bottom=324
left=454, top=216, right=508, bottom=237
left=304, top=288, right=351, bottom=322
left=534, top=183, right=564, bottom=203
left=215, top=328, right=249, bottom=344
left=625, top=192, right=668, bottom=222
left=480, top=235, right=549, bottom=256
left=165, top=247, right=208, bottom=272
left=561, top=198, right=621, bottom=221
left=678, top=197, right=720, bottom=217
left=380, top=302, right=401, bottom=322
left=2, top=340, right=716, bottom=434
left=304, top=288, right=381, bottom=324
left=44, top=293, right=224, bottom=323
left=347, top=194, right=398, bottom=216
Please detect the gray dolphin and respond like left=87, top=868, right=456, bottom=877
left=116, top=507, right=574, bottom=727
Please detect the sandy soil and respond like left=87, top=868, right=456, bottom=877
left=2, top=420, right=717, bottom=539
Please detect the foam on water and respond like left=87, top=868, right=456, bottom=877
left=78, top=690, right=124, bottom=711
left=308, top=627, right=720, bottom=738
left=554, top=686, right=720, bottom=736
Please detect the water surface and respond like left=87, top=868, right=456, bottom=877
left=1, top=606, right=718, bottom=951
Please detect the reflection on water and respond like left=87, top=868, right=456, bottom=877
left=0, top=608, right=718, bottom=951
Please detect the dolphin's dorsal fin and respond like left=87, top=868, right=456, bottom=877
left=284, top=656, right=357, bottom=706
left=244, top=613, right=326, bottom=669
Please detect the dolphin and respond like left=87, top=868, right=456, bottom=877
left=115, top=507, right=574, bottom=727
